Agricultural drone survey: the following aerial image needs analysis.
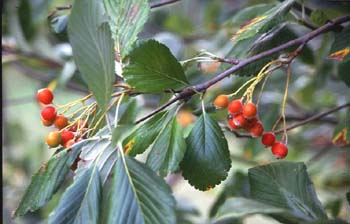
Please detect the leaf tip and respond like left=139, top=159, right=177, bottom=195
left=328, top=48, right=350, bottom=61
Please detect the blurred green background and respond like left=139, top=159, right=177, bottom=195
left=2, top=0, right=350, bottom=223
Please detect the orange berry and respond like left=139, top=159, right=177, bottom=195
left=45, top=131, right=61, bottom=147
left=177, top=110, right=195, bottom=127
left=242, top=103, right=257, bottom=119
left=213, top=95, right=229, bottom=108
left=53, top=114, right=69, bottom=130
left=228, top=99, right=243, bottom=115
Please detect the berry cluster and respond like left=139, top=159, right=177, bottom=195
left=214, top=95, right=288, bottom=159
left=37, top=88, right=88, bottom=148
left=227, top=100, right=264, bottom=137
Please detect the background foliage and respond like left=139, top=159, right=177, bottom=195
left=2, top=0, right=350, bottom=223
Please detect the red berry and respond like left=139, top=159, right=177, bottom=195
left=243, top=117, right=258, bottom=130
left=61, top=130, right=75, bottom=146
left=37, top=88, right=54, bottom=104
left=228, top=99, right=243, bottom=115
left=41, top=106, right=57, bottom=121
left=243, top=103, right=257, bottom=119
left=228, top=118, right=240, bottom=130
left=262, top=132, right=276, bottom=147
left=232, top=113, right=248, bottom=127
left=65, top=139, right=75, bottom=148
left=214, top=95, right=229, bottom=108
left=271, top=142, right=288, bottom=159
left=45, top=131, right=61, bottom=147
left=41, top=118, right=53, bottom=127
left=249, top=121, right=264, bottom=138
left=53, top=114, right=69, bottom=130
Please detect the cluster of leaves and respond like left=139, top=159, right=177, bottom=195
left=10, top=0, right=350, bottom=223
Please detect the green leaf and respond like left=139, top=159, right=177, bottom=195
left=118, top=96, right=138, bottom=125
left=123, top=39, right=189, bottom=93
left=68, top=0, right=114, bottom=110
left=233, top=24, right=314, bottom=77
left=164, top=14, right=194, bottom=37
left=209, top=171, right=250, bottom=217
left=328, top=26, right=350, bottom=62
left=215, top=197, right=286, bottom=221
left=14, top=143, right=84, bottom=217
left=310, top=10, right=329, bottom=26
left=146, top=116, right=186, bottom=176
left=332, top=108, right=350, bottom=146
left=122, top=110, right=172, bottom=156
left=51, top=15, right=69, bottom=34
left=180, top=113, right=231, bottom=191
left=106, top=155, right=176, bottom=224
left=103, top=0, right=150, bottom=58
left=18, top=0, right=36, bottom=41
left=224, top=3, right=275, bottom=27
left=338, top=60, right=350, bottom=87
left=49, top=167, right=102, bottom=224
left=248, top=161, right=328, bottom=222
left=231, top=0, right=295, bottom=42
left=76, top=138, right=118, bottom=184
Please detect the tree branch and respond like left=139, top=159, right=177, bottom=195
left=150, top=0, right=181, bottom=8
left=274, top=103, right=350, bottom=134
left=135, top=15, right=350, bottom=124
left=2, top=44, right=63, bottom=68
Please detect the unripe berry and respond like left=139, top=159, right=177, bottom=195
left=37, top=88, right=54, bottom=104
left=214, top=95, right=229, bottom=108
left=243, top=103, right=257, bottom=119
left=228, top=99, right=243, bottom=115
left=53, top=114, right=68, bottom=130
left=61, top=130, right=75, bottom=146
left=262, top=132, right=276, bottom=147
left=41, top=118, right=53, bottom=127
left=271, top=142, right=288, bottom=159
left=249, top=121, right=264, bottom=138
left=232, top=113, right=248, bottom=127
left=46, top=131, right=61, bottom=147
left=228, top=118, right=240, bottom=130
left=41, top=106, right=57, bottom=121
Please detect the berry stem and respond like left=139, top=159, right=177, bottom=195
left=281, top=64, right=291, bottom=143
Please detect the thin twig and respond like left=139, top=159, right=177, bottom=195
left=47, top=5, right=72, bottom=20
left=274, top=103, right=350, bottom=134
left=135, top=16, right=350, bottom=124
left=215, top=57, right=240, bottom=65
left=2, top=44, right=63, bottom=68
left=150, top=0, right=181, bottom=8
